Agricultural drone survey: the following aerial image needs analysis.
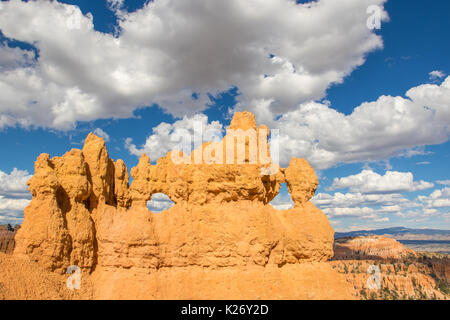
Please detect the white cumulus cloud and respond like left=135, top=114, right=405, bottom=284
left=377, top=205, right=402, bottom=213
left=0, top=196, right=30, bottom=212
left=418, top=188, right=450, bottom=209
left=93, top=128, right=110, bottom=142
left=322, top=206, right=375, bottom=218
left=269, top=191, right=294, bottom=211
left=272, top=76, right=450, bottom=169
left=125, top=113, right=223, bottom=160
left=312, top=192, right=414, bottom=210
left=125, top=76, right=450, bottom=170
left=0, top=195, right=30, bottom=224
left=0, top=0, right=387, bottom=129
left=147, top=193, right=175, bottom=213
left=329, top=170, right=434, bottom=194
left=0, top=43, right=35, bottom=72
left=429, top=70, right=446, bottom=80
left=0, top=168, right=32, bottom=223
left=0, top=168, right=32, bottom=198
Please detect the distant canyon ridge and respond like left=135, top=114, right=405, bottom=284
left=335, top=227, right=450, bottom=241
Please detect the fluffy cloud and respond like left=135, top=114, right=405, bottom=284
left=125, top=113, right=223, bottom=160
left=429, top=70, right=446, bottom=80
left=106, top=0, right=124, bottom=12
left=313, top=181, right=449, bottom=226
left=444, top=212, right=450, bottom=222
left=423, top=208, right=439, bottom=215
left=322, top=206, right=388, bottom=223
left=0, top=215, right=24, bottom=224
left=312, top=192, right=413, bottom=209
left=0, top=196, right=30, bottom=212
left=329, top=170, right=434, bottom=194
left=373, top=217, right=390, bottom=223
left=125, top=76, right=450, bottom=170
left=418, top=188, right=450, bottom=209
left=0, top=168, right=32, bottom=198
left=147, top=193, right=174, bottom=213
left=378, top=205, right=402, bottom=213
left=270, top=202, right=294, bottom=211
left=272, top=76, right=450, bottom=168
left=322, top=206, right=374, bottom=218
left=0, top=0, right=387, bottom=129
left=312, top=191, right=415, bottom=223
left=93, top=128, right=110, bottom=142
left=272, top=187, right=394, bottom=222
left=0, top=43, right=35, bottom=72
left=0, top=195, right=29, bottom=224
left=437, top=180, right=450, bottom=186
left=0, top=169, right=32, bottom=223
left=269, top=192, right=294, bottom=211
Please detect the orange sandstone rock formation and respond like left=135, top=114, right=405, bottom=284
left=331, top=236, right=449, bottom=300
left=331, top=260, right=448, bottom=300
left=13, top=111, right=352, bottom=299
left=0, top=252, right=92, bottom=300
left=0, top=226, right=16, bottom=254
left=333, top=236, right=416, bottom=261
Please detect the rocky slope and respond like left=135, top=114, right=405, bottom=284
left=330, top=259, right=448, bottom=300
left=0, top=225, right=19, bottom=254
left=7, top=111, right=355, bottom=300
left=0, top=253, right=91, bottom=300
left=0, top=231, right=15, bottom=254
left=331, top=236, right=449, bottom=300
left=333, top=236, right=416, bottom=260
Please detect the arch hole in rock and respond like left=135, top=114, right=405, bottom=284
left=269, top=183, right=294, bottom=211
left=147, top=193, right=175, bottom=213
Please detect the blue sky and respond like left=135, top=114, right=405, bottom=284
left=0, top=0, right=449, bottom=231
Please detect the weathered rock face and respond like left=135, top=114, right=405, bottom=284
left=331, top=260, right=448, bottom=300
left=13, top=111, right=341, bottom=299
left=0, top=225, right=17, bottom=254
left=331, top=237, right=449, bottom=300
left=430, top=257, right=450, bottom=282
left=14, top=150, right=96, bottom=272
